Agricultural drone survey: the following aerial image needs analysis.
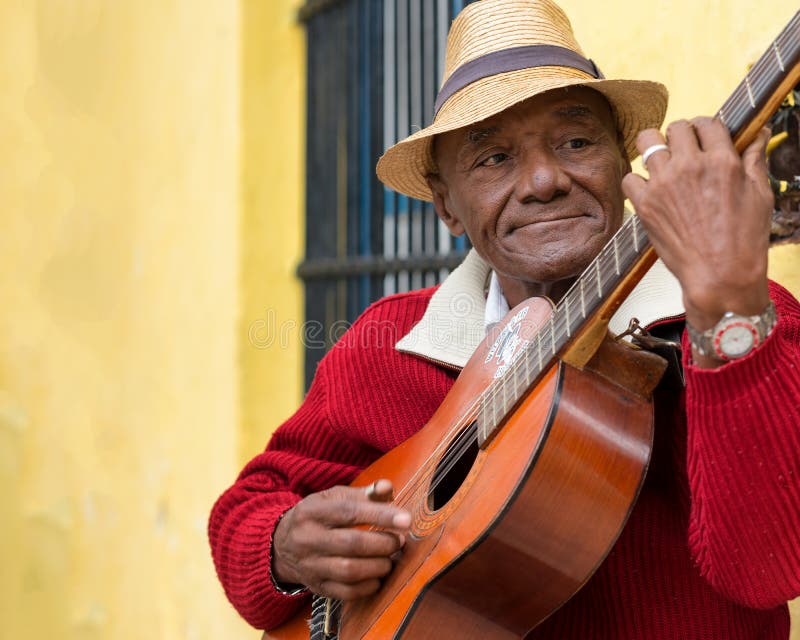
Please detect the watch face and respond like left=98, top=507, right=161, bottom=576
left=715, top=322, right=758, bottom=359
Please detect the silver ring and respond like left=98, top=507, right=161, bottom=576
left=641, top=143, right=670, bottom=168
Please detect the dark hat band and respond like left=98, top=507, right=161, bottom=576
left=434, top=44, right=605, bottom=116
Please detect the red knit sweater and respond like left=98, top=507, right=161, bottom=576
left=209, top=281, right=800, bottom=638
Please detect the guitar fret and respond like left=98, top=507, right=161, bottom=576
left=564, top=296, right=571, bottom=337
left=612, top=235, right=621, bottom=275
left=632, top=217, right=640, bottom=251
left=550, top=315, right=556, bottom=355
left=580, top=279, right=586, bottom=317
left=774, top=41, right=786, bottom=71
left=537, top=332, right=543, bottom=371
left=745, top=74, right=756, bottom=108
left=595, top=260, right=602, bottom=298
left=524, top=347, right=531, bottom=384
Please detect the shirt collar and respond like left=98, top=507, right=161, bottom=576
left=484, top=271, right=511, bottom=333
left=395, top=248, right=685, bottom=369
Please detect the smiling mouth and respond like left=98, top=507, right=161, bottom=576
left=513, top=214, right=589, bottom=229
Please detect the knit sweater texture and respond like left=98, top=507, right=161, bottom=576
left=209, top=280, right=800, bottom=638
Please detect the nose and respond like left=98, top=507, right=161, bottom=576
left=515, top=149, right=572, bottom=203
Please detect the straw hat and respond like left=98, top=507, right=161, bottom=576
left=376, top=0, right=668, bottom=202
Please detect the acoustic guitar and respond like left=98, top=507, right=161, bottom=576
left=266, top=12, right=800, bottom=639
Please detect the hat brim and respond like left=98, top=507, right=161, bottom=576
left=376, top=66, right=668, bottom=202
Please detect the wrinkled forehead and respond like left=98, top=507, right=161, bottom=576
left=432, top=86, right=618, bottom=166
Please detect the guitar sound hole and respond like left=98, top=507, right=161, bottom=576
left=428, top=421, right=480, bottom=511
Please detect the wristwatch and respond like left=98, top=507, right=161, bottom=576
left=686, top=301, right=777, bottom=361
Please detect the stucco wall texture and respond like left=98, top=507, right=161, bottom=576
left=0, top=1, right=797, bottom=639
left=0, top=0, right=303, bottom=638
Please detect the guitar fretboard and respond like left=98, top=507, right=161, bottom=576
left=719, top=12, right=800, bottom=137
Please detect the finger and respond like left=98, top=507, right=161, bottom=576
left=365, top=478, right=394, bottom=502
left=317, top=555, right=394, bottom=586
left=621, top=172, right=648, bottom=210
left=664, top=119, right=699, bottom=157
left=636, top=128, right=670, bottom=172
left=314, top=488, right=412, bottom=529
left=363, top=482, right=408, bottom=540
left=317, top=577, right=382, bottom=601
left=319, top=528, right=404, bottom=558
left=690, top=116, right=735, bottom=153
left=742, top=126, right=771, bottom=185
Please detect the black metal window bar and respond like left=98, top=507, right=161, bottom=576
left=300, top=0, right=477, bottom=387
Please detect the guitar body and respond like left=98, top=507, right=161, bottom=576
left=266, top=298, right=665, bottom=640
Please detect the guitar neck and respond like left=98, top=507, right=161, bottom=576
left=574, top=9, right=800, bottom=345
left=723, top=12, right=800, bottom=151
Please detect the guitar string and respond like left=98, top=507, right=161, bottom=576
left=718, top=16, right=798, bottom=131
left=721, top=14, right=798, bottom=127
left=323, top=17, right=799, bottom=624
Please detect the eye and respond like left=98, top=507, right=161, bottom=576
left=479, top=152, right=509, bottom=167
left=565, top=138, right=591, bottom=150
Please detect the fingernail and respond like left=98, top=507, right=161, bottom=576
left=393, top=512, right=411, bottom=528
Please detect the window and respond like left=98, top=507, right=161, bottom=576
left=300, top=0, right=476, bottom=386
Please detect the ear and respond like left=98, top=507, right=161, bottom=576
left=427, top=174, right=466, bottom=236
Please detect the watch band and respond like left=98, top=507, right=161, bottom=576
left=271, top=575, right=308, bottom=597
left=686, top=300, right=777, bottom=360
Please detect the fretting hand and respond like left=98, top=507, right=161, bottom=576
left=622, top=118, right=774, bottom=367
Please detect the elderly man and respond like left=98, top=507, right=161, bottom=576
left=209, top=0, right=800, bottom=637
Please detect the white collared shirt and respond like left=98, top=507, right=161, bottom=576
left=484, top=271, right=510, bottom=333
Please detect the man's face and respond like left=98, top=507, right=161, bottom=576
left=429, top=87, right=630, bottom=287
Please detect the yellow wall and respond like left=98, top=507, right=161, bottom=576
left=239, top=0, right=306, bottom=464
left=1, top=0, right=798, bottom=638
left=1, top=0, right=257, bottom=637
